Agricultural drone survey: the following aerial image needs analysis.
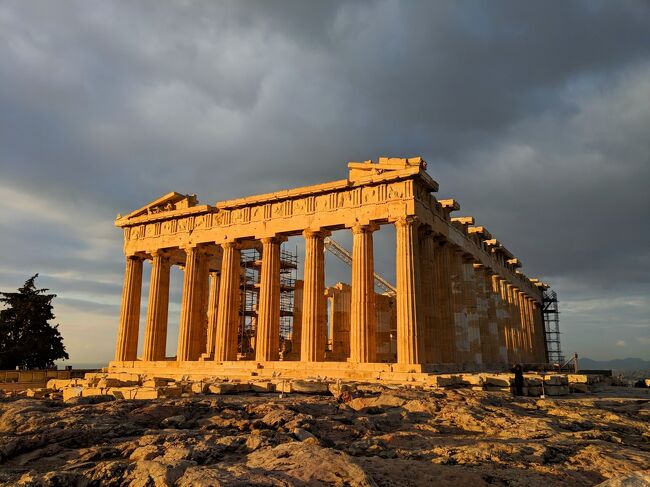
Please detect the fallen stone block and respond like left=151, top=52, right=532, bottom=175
left=525, top=377, right=543, bottom=387
left=132, top=387, right=161, bottom=400
left=275, top=381, right=293, bottom=394
left=97, top=377, right=139, bottom=388
left=570, top=383, right=589, bottom=393
left=208, top=383, right=237, bottom=395
left=483, top=374, right=512, bottom=387
left=460, top=374, right=483, bottom=386
left=159, top=386, right=183, bottom=398
left=545, top=375, right=568, bottom=386
left=483, top=386, right=511, bottom=393
left=545, top=385, right=570, bottom=396
left=567, top=374, right=589, bottom=384
left=291, top=380, right=330, bottom=394
left=328, top=382, right=356, bottom=397
left=236, top=382, right=252, bottom=393
left=26, top=388, right=50, bottom=398
left=425, top=375, right=461, bottom=388
left=250, top=381, right=275, bottom=393
left=63, top=387, right=83, bottom=402
left=82, top=387, right=109, bottom=397
left=527, top=386, right=543, bottom=397
left=191, top=382, right=209, bottom=394
left=142, top=378, right=173, bottom=388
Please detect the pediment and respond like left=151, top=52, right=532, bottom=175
left=118, top=192, right=198, bottom=221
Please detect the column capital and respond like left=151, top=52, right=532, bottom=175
left=260, top=235, right=288, bottom=245
left=394, top=215, right=419, bottom=229
left=150, top=248, right=172, bottom=259
left=302, top=228, right=332, bottom=239
left=220, top=240, right=241, bottom=250
left=350, top=222, right=379, bottom=234
left=125, top=253, right=145, bottom=261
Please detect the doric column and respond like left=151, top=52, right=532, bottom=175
left=491, top=274, right=509, bottom=364
left=433, top=240, right=455, bottom=363
left=142, top=250, right=171, bottom=361
left=419, top=227, right=437, bottom=363
left=462, top=257, right=482, bottom=365
left=449, top=248, right=470, bottom=364
left=349, top=224, right=377, bottom=363
left=518, top=292, right=533, bottom=362
left=499, top=279, right=516, bottom=364
left=300, top=229, right=328, bottom=362
left=255, top=236, right=282, bottom=362
left=532, top=300, right=548, bottom=363
left=506, top=284, right=521, bottom=363
left=204, top=271, right=221, bottom=359
left=475, top=264, right=497, bottom=365
left=214, top=242, right=241, bottom=361
left=115, top=255, right=143, bottom=361
left=177, top=245, right=208, bottom=361
left=395, top=216, right=423, bottom=365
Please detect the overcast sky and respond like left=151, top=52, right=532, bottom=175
left=1, top=1, right=648, bottom=365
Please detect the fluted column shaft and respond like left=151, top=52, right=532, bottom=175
left=475, top=265, right=497, bottom=365
left=301, top=230, right=327, bottom=362
left=177, top=246, right=207, bottom=361
left=491, top=275, right=509, bottom=364
left=449, top=249, right=470, bottom=363
left=256, top=237, right=282, bottom=362
left=518, top=292, right=533, bottom=362
left=500, top=280, right=516, bottom=363
left=115, top=255, right=143, bottom=361
left=506, top=284, right=521, bottom=363
left=204, top=271, right=221, bottom=359
left=419, top=229, right=437, bottom=363
left=462, top=258, right=482, bottom=365
left=350, top=224, right=376, bottom=363
left=214, top=242, right=241, bottom=361
left=434, top=241, right=455, bottom=363
left=143, top=251, right=171, bottom=361
left=395, top=217, right=423, bottom=365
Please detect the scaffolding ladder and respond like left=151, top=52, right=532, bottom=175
left=542, top=289, right=564, bottom=364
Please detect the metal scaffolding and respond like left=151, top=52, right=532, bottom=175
left=542, top=289, right=564, bottom=364
left=238, top=245, right=298, bottom=356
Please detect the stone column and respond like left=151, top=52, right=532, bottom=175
left=475, top=264, right=497, bottom=365
left=177, top=245, right=207, bottom=361
left=506, top=284, right=521, bottom=363
left=214, top=242, right=241, bottom=361
left=115, top=255, right=143, bottom=361
left=256, top=236, right=282, bottom=362
left=491, top=274, right=509, bottom=364
left=395, top=216, right=424, bottom=365
left=350, top=224, right=376, bottom=363
left=142, top=250, right=171, bottom=361
left=300, top=230, right=327, bottom=362
left=462, top=258, right=482, bottom=365
left=419, top=227, right=437, bottom=363
left=500, top=279, right=516, bottom=364
left=449, top=249, right=470, bottom=364
left=433, top=240, right=454, bottom=363
left=532, top=300, right=548, bottom=363
left=518, top=292, right=533, bottom=362
left=204, top=271, right=220, bottom=359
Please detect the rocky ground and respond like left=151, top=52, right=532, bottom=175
left=0, top=386, right=649, bottom=486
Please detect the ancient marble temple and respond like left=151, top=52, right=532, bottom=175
left=110, top=157, right=549, bottom=380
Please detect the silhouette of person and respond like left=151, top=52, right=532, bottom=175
left=511, top=363, right=524, bottom=396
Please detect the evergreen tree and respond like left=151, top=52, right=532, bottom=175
left=0, top=274, right=68, bottom=369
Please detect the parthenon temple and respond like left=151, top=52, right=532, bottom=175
left=110, top=157, right=550, bottom=380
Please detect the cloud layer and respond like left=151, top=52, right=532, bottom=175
left=1, top=1, right=648, bottom=363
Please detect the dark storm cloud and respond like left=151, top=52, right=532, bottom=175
left=0, top=0, right=648, bottom=362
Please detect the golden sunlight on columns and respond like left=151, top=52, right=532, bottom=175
left=419, top=227, right=437, bottom=363
left=214, top=242, right=241, bottom=361
left=474, top=264, right=497, bottom=365
left=499, top=279, right=515, bottom=364
left=177, top=245, right=206, bottom=361
left=350, top=224, right=377, bottom=363
left=532, top=300, right=548, bottom=363
left=204, top=271, right=220, bottom=360
left=491, top=275, right=509, bottom=364
left=256, top=237, right=282, bottom=362
left=115, top=255, right=144, bottom=361
left=142, top=250, right=171, bottom=361
left=433, top=240, right=455, bottom=363
left=395, top=216, right=424, bottom=365
left=301, top=229, right=328, bottom=362
left=505, top=284, right=521, bottom=363
left=462, top=257, right=482, bottom=365
left=449, top=249, right=470, bottom=364
left=518, top=292, right=533, bottom=362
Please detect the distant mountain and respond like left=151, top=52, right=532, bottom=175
left=579, top=357, right=650, bottom=371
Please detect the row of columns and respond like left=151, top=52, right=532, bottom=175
left=115, top=216, right=545, bottom=366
